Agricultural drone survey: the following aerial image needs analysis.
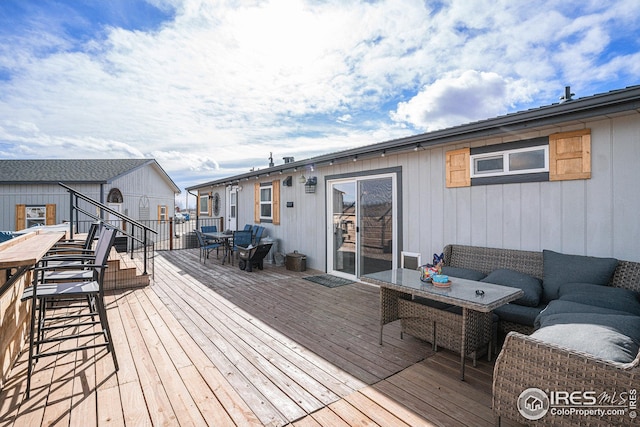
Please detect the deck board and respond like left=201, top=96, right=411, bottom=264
left=0, top=248, right=524, bottom=427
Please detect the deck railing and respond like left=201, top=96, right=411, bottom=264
left=60, top=182, right=156, bottom=275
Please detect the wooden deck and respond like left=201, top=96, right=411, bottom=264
left=0, top=249, right=523, bottom=426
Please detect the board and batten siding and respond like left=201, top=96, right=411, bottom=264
left=425, top=114, right=640, bottom=262
left=0, top=183, right=99, bottom=231
left=108, top=164, right=176, bottom=221
left=213, top=112, right=640, bottom=270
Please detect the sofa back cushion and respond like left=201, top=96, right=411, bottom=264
left=444, top=244, right=543, bottom=278
left=441, top=266, right=486, bottom=281
left=481, top=269, right=542, bottom=307
left=558, top=282, right=640, bottom=316
left=542, top=250, right=618, bottom=303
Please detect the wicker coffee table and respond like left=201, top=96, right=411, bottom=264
left=363, top=268, right=523, bottom=380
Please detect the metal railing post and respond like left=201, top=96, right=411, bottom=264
left=143, top=230, right=148, bottom=275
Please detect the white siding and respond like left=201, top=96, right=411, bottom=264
left=108, top=164, right=176, bottom=221
left=0, top=183, right=99, bottom=231
left=197, top=112, right=640, bottom=269
left=0, top=163, right=177, bottom=230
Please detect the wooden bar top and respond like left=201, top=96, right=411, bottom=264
left=0, top=232, right=64, bottom=269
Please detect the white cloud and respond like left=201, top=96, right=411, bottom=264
left=390, top=70, right=514, bottom=131
left=0, top=0, right=638, bottom=191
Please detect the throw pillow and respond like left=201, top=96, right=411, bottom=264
left=441, top=266, right=486, bottom=281
left=481, top=269, right=542, bottom=307
left=542, top=250, right=618, bottom=303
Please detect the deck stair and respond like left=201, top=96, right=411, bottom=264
left=104, top=248, right=150, bottom=290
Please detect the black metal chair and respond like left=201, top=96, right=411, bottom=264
left=194, top=230, right=222, bottom=263
left=48, top=221, right=101, bottom=253
left=21, top=226, right=119, bottom=398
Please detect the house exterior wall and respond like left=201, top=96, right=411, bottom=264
left=195, top=111, right=640, bottom=270
left=0, top=164, right=177, bottom=231
left=0, top=183, right=99, bottom=231
left=107, top=165, right=176, bottom=221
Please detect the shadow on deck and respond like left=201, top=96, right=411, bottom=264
left=0, top=249, right=522, bottom=426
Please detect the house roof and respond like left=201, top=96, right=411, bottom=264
left=187, top=84, right=640, bottom=190
left=0, top=159, right=180, bottom=192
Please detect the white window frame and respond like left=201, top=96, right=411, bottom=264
left=259, top=184, right=273, bottom=221
left=199, top=194, right=209, bottom=216
left=26, top=205, right=46, bottom=228
left=158, top=205, right=168, bottom=221
left=470, top=145, right=549, bottom=178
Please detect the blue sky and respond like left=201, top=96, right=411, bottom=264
left=1, top=0, right=639, bottom=203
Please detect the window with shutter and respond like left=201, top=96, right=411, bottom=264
left=254, top=180, right=281, bottom=224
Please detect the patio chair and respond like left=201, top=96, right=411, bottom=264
left=231, top=230, right=253, bottom=264
left=252, top=226, right=265, bottom=245
left=243, top=224, right=253, bottom=231
left=201, top=225, right=217, bottom=233
left=195, top=230, right=222, bottom=263
left=48, top=221, right=101, bottom=252
left=21, top=225, right=119, bottom=398
left=38, top=226, right=112, bottom=282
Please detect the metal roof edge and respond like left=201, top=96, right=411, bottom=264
left=186, top=85, right=640, bottom=190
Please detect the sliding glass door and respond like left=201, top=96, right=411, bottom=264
left=327, top=173, right=396, bottom=279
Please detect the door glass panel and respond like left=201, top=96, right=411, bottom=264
left=331, top=182, right=356, bottom=276
left=359, top=177, right=393, bottom=276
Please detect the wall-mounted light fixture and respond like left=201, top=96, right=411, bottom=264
left=381, top=150, right=386, bottom=157
left=353, top=155, right=358, bottom=162
left=305, top=176, right=318, bottom=193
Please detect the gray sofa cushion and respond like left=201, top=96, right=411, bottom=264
left=534, top=300, right=637, bottom=329
left=481, top=269, right=542, bottom=307
left=542, top=250, right=618, bottom=303
left=494, top=303, right=545, bottom=327
left=441, top=266, right=486, bottom=281
left=533, top=313, right=640, bottom=365
left=558, top=282, right=640, bottom=316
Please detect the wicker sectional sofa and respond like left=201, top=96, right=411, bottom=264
left=441, top=244, right=640, bottom=427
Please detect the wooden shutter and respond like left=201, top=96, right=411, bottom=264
left=549, top=129, right=591, bottom=181
left=254, top=183, right=260, bottom=223
left=445, top=148, right=471, bottom=188
left=15, top=204, right=26, bottom=231
left=272, top=180, right=280, bottom=225
left=45, top=204, right=56, bottom=225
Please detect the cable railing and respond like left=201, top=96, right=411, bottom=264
left=59, top=182, right=156, bottom=275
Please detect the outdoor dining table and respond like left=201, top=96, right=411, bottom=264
left=202, top=231, right=234, bottom=265
left=362, top=268, right=523, bottom=380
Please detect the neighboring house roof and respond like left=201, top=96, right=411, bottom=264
left=187, top=85, right=640, bottom=190
left=0, top=159, right=180, bottom=193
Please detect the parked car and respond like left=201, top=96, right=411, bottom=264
left=182, top=212, right=190, bottom=221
